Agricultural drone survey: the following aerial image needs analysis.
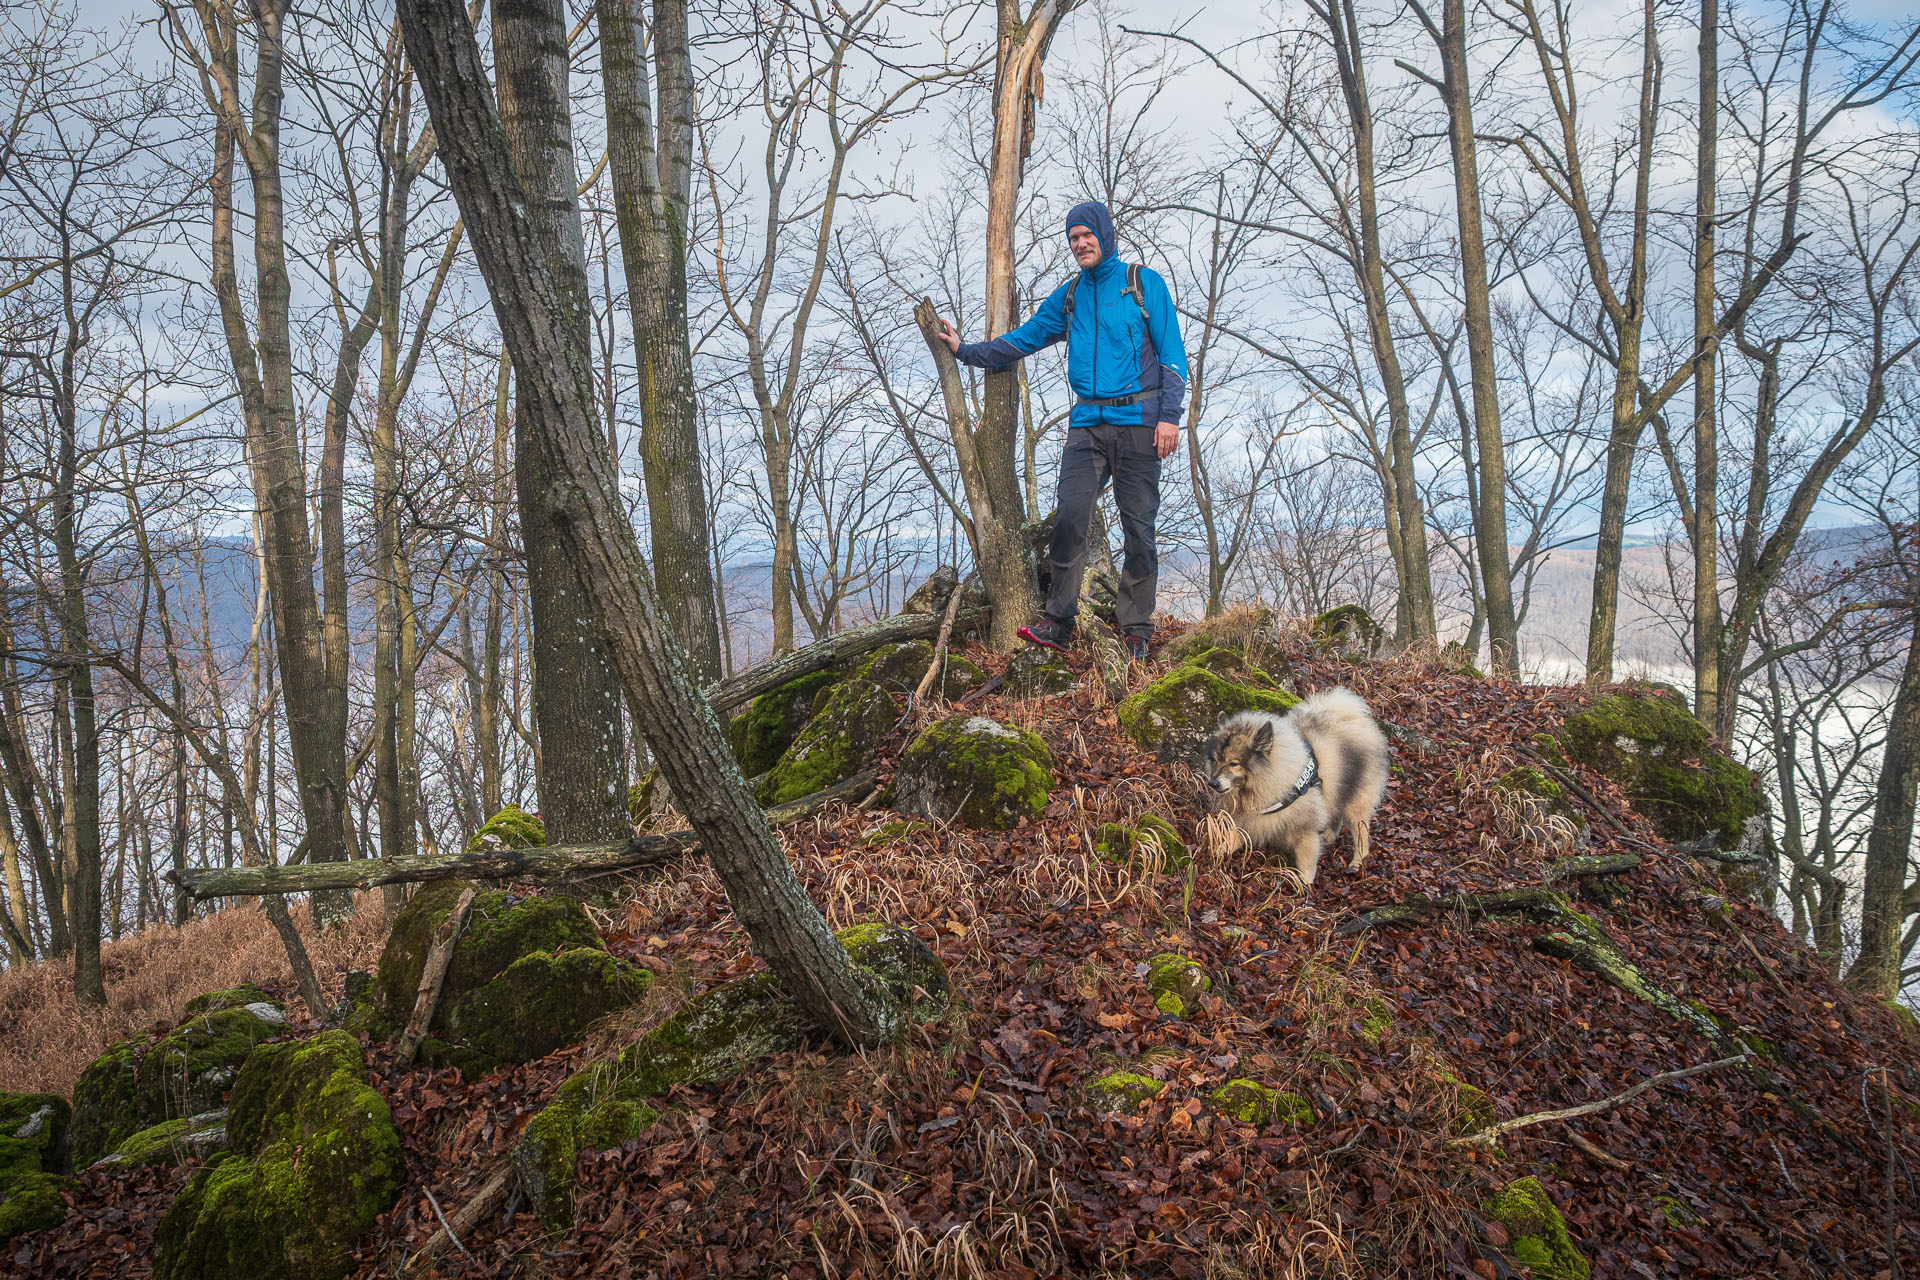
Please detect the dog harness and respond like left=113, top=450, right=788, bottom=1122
left=1258, top=739, right=1322, bottom=815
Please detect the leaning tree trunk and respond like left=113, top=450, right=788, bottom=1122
left=598, top=0, right=724, bottom=684
left=1847, top=596, right=1919, bottom=996
left=493, top=0, right=631, bottom=844
left=399, top=0, right=902, bottom=1047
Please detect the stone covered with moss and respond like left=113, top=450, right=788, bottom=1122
left=364, top=881, right=640, bottom=1077
left=755, top=678, right=895, bottom=806
left=92, top=1109, right=228, bottom=1171
left=1146, top=953, right=1212, bottom=1018
left=1006, top=646, right=1077, bottom=697
left=1481, top=1176, right=1590, bottom=1280
left=0, top=1093, right=69, bottom=1175
left=888, top=715, right=1054, bottom=830
left=1117, top=667, right=1299, bottom=762
left=1311, top=604, right=1384, bottom=659
left=464, top=803, right=545, bottom=854
left=1094, top=816, right=1190, bottom=871
left=860, top=818, right=930, bottom=846
left=183, top=985, right=276, bottom=1018
left=0, top=1090, right=75, bottom=1244
left=153, top=1031, right=401, bottom=1280
left=516, top=923, right=949, bottom=1226
left=1559, top=689, right=1762, bottom=846
left=69, top=999, right=286, bottom=1169
left=1177, top=645, right=1282, bottom=688
left=728, top=670, right=843, bottom=776
left=1206, top=1080, right=1314, bottom=1127
left=1084, top=1071, right=1164, bottom=1114
left=1161, top=608, right=1282, bottom=667
left=844, top=642, right=985, bottom=701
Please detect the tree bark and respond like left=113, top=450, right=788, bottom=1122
left=398, top=0, right=904, bottom=1046
left=1692, top=0, right=1722, bottom=729
left=492, top=0, right=631, bottom=845
left=1848, top=601, right=1919, bottom=996
left=52, top=361, right=104, bottom=1004
left=598, top=0, right=724, bottom=684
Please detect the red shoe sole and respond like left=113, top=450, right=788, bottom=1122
left=1018, top=625, right=1070, bottom=652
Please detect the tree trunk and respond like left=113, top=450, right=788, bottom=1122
left=399, top=0, right=903, bottom=1046
left=598, top=0, right=724, bottom=684
left=493, top=0, right=631, bottom=845
left=53, top=379, right=103, bottom=1004
left=1435, top=0, right=1517, bottom=673
left=1847, top=602, right=1919, bottom=996
left=1692, top=0, right=1722, bottom=728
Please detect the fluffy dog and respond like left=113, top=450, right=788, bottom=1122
left=1201, top=688, right=1389, bottom=884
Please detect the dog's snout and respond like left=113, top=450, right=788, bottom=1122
left=1210, top=776, right=1232, bottom=794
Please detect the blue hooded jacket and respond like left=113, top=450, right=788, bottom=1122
left=955, top=200, right=1189, bottom=429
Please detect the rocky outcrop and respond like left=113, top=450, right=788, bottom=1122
left=888, top=715, right=1055, bottom=829
left=1557, top=687, right=1763, bottom=848
left=153, top=1031, right=401, bottom=1280
left=728, top=670, right=843, bottom=776
left=91, top=1109, right=228, bottom=1171
left=1117, top=666, right=1298, bottom=762
left=463, top=803, right=545, bottom=854
left=0, top=1092, right=74, bottom=1244
left=754, top=678, right=896, bottom=806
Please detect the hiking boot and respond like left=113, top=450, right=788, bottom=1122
left=1121, top=633, right=1150, bottom=662
left=1019, top=616, right=1075, bottom=652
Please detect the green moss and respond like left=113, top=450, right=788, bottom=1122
left=1006, top=646, right=1076, bottom=697
left=755, top=678, right=895, bottom=807
left=1117, top=667, right=1299, bottom=761
left=1482, top=1177, right=1590, bottom=1280
left=1653, top=1193, right=1702, bottom=1229
left=154, top=1031, right=401, bottom=1280
left=0, top=1168, right=72, bottom=1244
left=1440, top=640, right=1484, bottom=678
left=93, top=1110, right=229, bottom=1171
left=1311, top=605, right=1383, bottom=658
left=1358, top=997, right=1393, bottom=1046
left=1085, top=1071, right=1164, bottom=1113
left=67, top=1041, right=140, bottom=1170
left=1560, top=691, right=1762, bottom=846
left=729, top=670, right=843, bottom=776
left=860, top=819, right=931, bottom=846
left=1178, top=646, right=1279, bottom=687
left=1495, top=767, right=1565, bottom=805
left=1093, top=817, right=1191, bottom=871
left=1133, top=815, right=1189, bottom=869
left=1160, top=609, right=1281, bottom=668
left=464, top=803, right=545, bottom=854
left=938, top=654, right=988, bottom=700
left=183, top=986, right=277, bottom=1018
left=1146, top=953, right=1211, bottom=1018
left=1886, top=1001, right=1920, bottom=1041
left=627, top=776, right=656, bottom=823
left=1205, top=1079, right=1315, bottom=1127
left=1093, top=823, right=1135, bottom=861
left=889, top=715, right=1054, bottom=830
left=850, top=641, right=935, bottom=691
left=516, top=922, right=948, bottom=1227
left=1684, top=1001, right=1774, bottom=1059
left=436, top=946, right=651, bottom=1076
left=0, top=1093, right=69, bottom=1174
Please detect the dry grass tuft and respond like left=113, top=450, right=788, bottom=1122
left=0, top=893, right=386, bottom=1097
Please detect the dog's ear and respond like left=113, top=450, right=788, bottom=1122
left=1201, top=732, right=1220, bottom=765
left=1251, top=721, right=1274, bottom=756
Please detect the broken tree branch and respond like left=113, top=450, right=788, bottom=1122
left=170, top=771, right=878, bottom=899
left=394, top=887, right=477, bottom=1069
left=706, top=609, right=985, bottom=712
left=406, top=1164, right=512, bottom=1270
left=1449, top=1054, right=1749, bottom=1146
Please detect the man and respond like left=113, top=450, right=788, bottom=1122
left=937, top=200, right=1188, bottom=661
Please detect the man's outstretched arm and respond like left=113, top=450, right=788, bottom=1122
left=936, top=286, right=1069, bottom=370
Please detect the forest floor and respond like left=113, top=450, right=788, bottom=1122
left=12, top=626, right=1920, bottom=1279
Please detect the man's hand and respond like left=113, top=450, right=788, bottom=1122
left=1155, top=422, right=1180, bottom=459
left=935, top=318, right=961, bottom=354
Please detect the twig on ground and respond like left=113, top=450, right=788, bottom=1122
left=421, top=1183, right=476, bottom=1265
left=1565, top=1129, right=1632, bottom=1171
left=409, top=1164, right=513, bottom=1270
left=1450, top=1054, right=1749, bottom=1146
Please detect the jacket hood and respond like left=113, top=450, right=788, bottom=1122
left=1064, top=200, right=1117, bottom=268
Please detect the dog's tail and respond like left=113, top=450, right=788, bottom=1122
left=1290, top=686, right=1373, bottom=736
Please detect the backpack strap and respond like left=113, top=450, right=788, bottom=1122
left=1123, top=262, right=1149, bottom=322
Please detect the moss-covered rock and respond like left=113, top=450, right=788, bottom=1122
left=183, top=985, right=276, bottom=1018
left=69, top=1001, right=286, bottom=1170
left=1133, top=815, right=1189, bottom=869
left=153, top=1031, right=401, bottom=1280
left=91, top=1109, right=228, bottom=1171
left=1357, top=997, right=1393, bottom=1046
left=1311, top=604, right=1384, bottom=659
left=1117, top=667, right=1299, bottom=762
left=516, top=922, right=948, bottom=1227
left=436, top=946, right=651, bottom=1076
left=0, top=1094, right=69, bottom=1175
left=0, top=1167, right=72, bottom=1245
left=939, top=654, right=989, bottom=700
left=729, top=670, right=844, bottom=777
left=372, top=881, right=599, bottom=1027
left=888, top=715, right=1054, bottom=830
left=464, top=803, right=545, bottom=854
left=844, top=642, right=986, bottom=701
left=860, top=818, right=931, bottom=846
left=1206, top=1080, right=1314, bottom=1127
left=755, top=678, right=895, bottom=807
left=1006, top=646, right=1077, bottom=697
left=1560, top=690, right=1763, bottom=847
left=1093, top=817, right=1190, bottom=871
left=1146, top=953, right=1211, bottom=1018
left=1653, top=1193, right=1703, bottom=1229
left=1084, top=1071, right=1164, bottom=1114
left=1482, top=1176, right=1590, bottom=1280
left=1177, top=645, right=1281, bottom=688
left=1886, top=1000, right=1920, bottom=1041
left=1161, top=609, right=1282, bottom=668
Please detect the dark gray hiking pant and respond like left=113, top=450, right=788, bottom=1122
left=1044, top=425, right=1161, bottom=636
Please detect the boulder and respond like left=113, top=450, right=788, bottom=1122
left=1176, top=645, right=1285, bottom=688
left=728, top=669, right=843, bottom=776
left=1145, top=953, right=1211, bottom=1018
left=463, top=803, right=545, bottom=854
left=69, top=999, right=287, bottom=1169
left=754, top=678, right=895, bottom=806
left=517, top=922, right=949, bottom=1227
left=846, top=641, right=987, bottom=701
left=183, top=985, right=276, bottom=1018
left=1559, top=689, right=1763, bottom=847
left=1160, top=608, right=1279, bottom=667
left=1093, top=816, right=1190, bottom=871
left=1481, top=1176, right=1591, bottom=1280
left=90, top=1109, right=228, bottom=1171
left=0, top=1143, right=71, bottom=1247
left=1005, top=646, right=1076, bottom=697
left=364, top=882, right=645, bottom=1078
left=1205, top=1080, right=1313, bottom=1127
left=888, top=715, right=1054, bottom=829
left=1311, top=604, right=1384, bottom=659
left=0, top=1093, right=69, bottom=1174
left=1117, top=667, right=1299, bottom=763
left=154, top=1031, right=401, bottom=1280
left=1083, top=1071, right=1163, bottom=1114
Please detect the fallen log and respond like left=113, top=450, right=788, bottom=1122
left=704, top=608, right=986, bottom=712
left=1542, top=853, right=1642, bottom=882
left=170, top=771, right=879, bottom=900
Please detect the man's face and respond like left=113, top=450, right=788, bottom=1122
left=1069, top=224, right=1102, bottom=269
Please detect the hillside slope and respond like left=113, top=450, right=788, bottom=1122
left=10, top=622, right=1918, bottom=1279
